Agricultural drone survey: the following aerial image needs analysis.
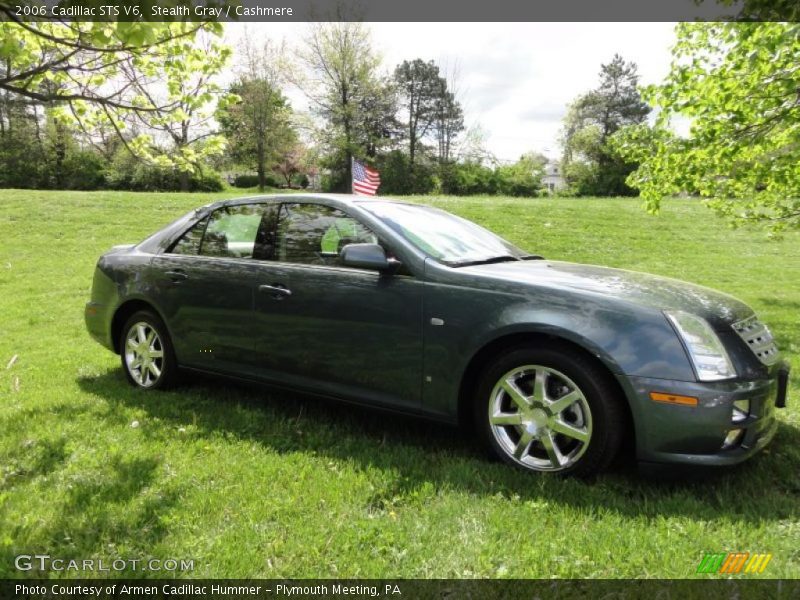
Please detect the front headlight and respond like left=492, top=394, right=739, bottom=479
left=665, top=311, right=736, bottom=381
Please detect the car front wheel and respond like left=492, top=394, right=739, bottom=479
left=120, top=310, right=177, bottom=390
left=475, top=345, right=625, bottom=477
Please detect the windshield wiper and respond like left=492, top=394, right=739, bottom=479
left=451, top=255, right=522, bottom=268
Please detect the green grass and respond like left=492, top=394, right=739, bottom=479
left=0, top=190, right=798, bottom=579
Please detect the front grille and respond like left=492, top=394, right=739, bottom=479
left=732, top=315, right=780, bottom=365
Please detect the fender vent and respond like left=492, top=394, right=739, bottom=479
left=732, top=315, right=780, bottom=366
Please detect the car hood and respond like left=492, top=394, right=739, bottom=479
left=462, top=260, right=753, bottom=330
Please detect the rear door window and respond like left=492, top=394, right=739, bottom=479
left=168, top=204, right=278, bottom=259
left=201, top=205, right=264, bottom=258
left=169, top=217, right=208, bottom=255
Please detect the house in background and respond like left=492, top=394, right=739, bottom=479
left=542, top=161, right=566, bottom=193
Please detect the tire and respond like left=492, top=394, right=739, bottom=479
left=474, top=344, right=625, bottom=478
left=119, top=310, right=178, bottom=390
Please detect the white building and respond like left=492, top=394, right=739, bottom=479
left=542, top=161, right=566, bottom=193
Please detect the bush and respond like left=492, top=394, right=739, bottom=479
left=0, top=130, right=106, bottom=190
left=376, top=151, right=435, bottom=195
left=106, top=149, right=223, bottom=192
left=439, top=161, right=497, bottom=195
left=232, top=173, right=281, bottom=189
left=57, top=149, right=107, bottom=190
left=233, top=174, right=258, bottom=188
left=0, top=133, right=46, bottom=189
left=293, top=173, right=310, bottom=189
left=192, top=170, right=225, bottom=192
left=320, top=152, right=350, bottom=192
left=494, top=161, right=543, bottom=197
left=438, top=154, right=545, bottom=197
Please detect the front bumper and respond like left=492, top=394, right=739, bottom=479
left=621, top=362, right=789, bottom=467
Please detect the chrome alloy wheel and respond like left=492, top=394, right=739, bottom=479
left=488, top=365, right=593, bottom=471
left=124, top=321, right=165, bottom=388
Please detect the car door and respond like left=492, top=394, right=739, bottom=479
left=150, top=202, right=276, bottom=373
left=252, top=202, right=424, bottom=412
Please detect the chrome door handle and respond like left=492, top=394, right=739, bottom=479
left=259, top=284, right=292, bottom=298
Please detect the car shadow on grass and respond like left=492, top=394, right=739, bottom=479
left=77, top=369, right=800, bottom=525
left=0, top=450, right=179, bottom=578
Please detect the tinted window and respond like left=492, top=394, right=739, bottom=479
left=170, top=217, right=208, bottom=255
left=200, top=205, right=265, bottom=259
left=276, top=203, right=378, bottom=266
left=252, top=203, right=279, bottom=260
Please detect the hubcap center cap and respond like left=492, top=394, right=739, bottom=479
left=530, top=408, right=549, bottom=428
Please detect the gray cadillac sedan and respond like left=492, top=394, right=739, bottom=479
left=85, top=194, right=790, bottom=477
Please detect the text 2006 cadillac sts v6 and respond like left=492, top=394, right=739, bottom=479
left=85, top=194, right=790, bottom=477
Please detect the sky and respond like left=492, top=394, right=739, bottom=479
left=226, top=22, right=678, bottom=163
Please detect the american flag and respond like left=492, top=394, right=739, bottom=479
left=352, top=158, right=380, bottom=196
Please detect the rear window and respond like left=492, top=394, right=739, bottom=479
left=168, top=204, right=276, bottom=259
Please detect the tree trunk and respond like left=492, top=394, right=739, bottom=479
left=257, top=140, right=266, bottom=192
left=342, top=84, right=353, bottom=193
left=179, top=170, right=190, bottom=193
left=178, top=126, right=191, bottom=192
left=344, top=117, right=352, bottom=193
left=345, top=148, right=353, bottom=193
left=409, top=109, right=416, bottom=168
left=53, top=120, right=66, bottom=189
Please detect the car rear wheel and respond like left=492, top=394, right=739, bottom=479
left=474, top=345, right=625, bottom=477
left=120, top=310, right=177, bottom=390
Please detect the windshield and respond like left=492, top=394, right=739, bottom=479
left=359, top=201, right=532, bottom=266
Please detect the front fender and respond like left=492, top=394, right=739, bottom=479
left=420, top=281, right=694, bottom=419
left=469, top=300, right=694, bottom=382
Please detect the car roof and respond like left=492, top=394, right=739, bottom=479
left=198, top=193, right=415, bottom=213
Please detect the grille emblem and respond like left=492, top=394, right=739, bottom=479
left=732, top=315, right=780, bottom=365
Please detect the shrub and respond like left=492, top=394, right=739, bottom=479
left=293, top=173, right=310, bottom=189
left=376, top=151, right=436, bottom=195
left=106, top=149, right=223, bottom=192
left=232, top=174, right=282, bottom=189
left=232, top=174, right=259, bottom=188
left=0, top=133, right=46, bottom=189
left=494, top=160, right=543, bottom=197
left=58, top=149, right=107, bottom=190
left=439, top=161, right=497, bottom=195
left=192, top=170, right=224, bottom=192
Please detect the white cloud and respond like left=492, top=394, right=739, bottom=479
left=226, top=22, right=677, bottom=162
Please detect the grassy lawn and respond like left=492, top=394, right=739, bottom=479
left=0, top=189, right=798, bottom=579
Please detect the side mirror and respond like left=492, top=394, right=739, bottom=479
left=339, top=243, right=400, bottom=273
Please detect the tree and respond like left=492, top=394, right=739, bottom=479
left=433, top=84, right=464, bottom=165
left=0, top=9, right=228, bottom=175
left=616, top=22, right=800, bottom=231
left=217, top=35, right=297, bottom=192
left=561, top=54, right=651, bottom=196
left=455, top=123, right=495, bottom=165
left=299, top=22, right=382, bottom=192
left=218, top=79, right=295, bottom=190
left=274, top=143, right=308, bottom=187
left=355, top=76, right=400, bottom=159
left=0, top=93, right=45, bottom=188
left=0, top=92, right=107, bottom=190
left=394, top=59, right=441, bottom=168
left=121, top=32, right=233, bottom=190
left=433, top=62, right=465, bottom=165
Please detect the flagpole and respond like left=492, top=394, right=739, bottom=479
left=350, top=155, right=355, bottom=195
